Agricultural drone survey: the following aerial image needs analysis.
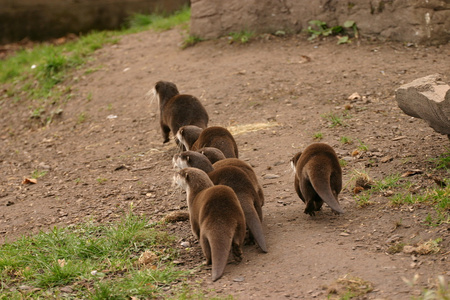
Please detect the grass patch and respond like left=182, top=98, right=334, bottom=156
left=321, top=111, right=350, bottom=127
left=0, top=7, right=191, bottom=126
left=228, top=31, right=254, bottom=44
left=182, top=35, right=204, bottom=49
left=313, top=132, right=324, bottom=140
left=0, top=212, right=188, bottom=299
left=31, top=170, right=48, bottom=179
left=327, top=274, right=373, bottom=299
left=124, top=6, right=190, bottom=33
left=429, top=148, right=450, bottom=170
left=340, top=136, right=353, bottom=144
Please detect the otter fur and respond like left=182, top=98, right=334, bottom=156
left=177, top=125, right=238, bottom=158
left=291, top=143, right=344, bottom=216
left=174, top=167, right=245, bottom=281
left=197, top=147, right=227, bottom=164
left=173, top=151, right=267, bottom=252
left=153, top=81, right=208, bottom=144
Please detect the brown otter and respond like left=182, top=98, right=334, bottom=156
left=173, top=151, right=267, bottom=252
left=197, top=147, right=226, bottom=164
left=153, top=81, right=209, bottom=144
left=173, top=167, right=246, bottom=281
left=291, top=143, right=344, bottom=216
left=177, top=125, right=238, bottom=158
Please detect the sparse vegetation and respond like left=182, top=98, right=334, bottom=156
left=0, top=7, right=190, bottom=128
left=322, top=112, right=348, bottom=127
left=229, top=31, right=254, bottom=44
left=429, top=149, right=450, bottom=170
left=0, top=212, right=187, bottom=299
left=182, top=35, right=204, bottom=49
left=307, top=20, right=358, bottom=44
left=340, top=136, right=353, bottom=144
left=31, top=170, right=48, bottom=179
left=357, top=140, right=369, bottom=151
left=313, top=132, right=324, bottom=140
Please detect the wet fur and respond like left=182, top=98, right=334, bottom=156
left=174, top=168, right=245, bottom=281
left=154, top=81, right=209, bottom=144
left=179, top=126, right=238, bottom=158
left=173, top=151, right=267, bottom=252
left=291, top=143, right=344, bottom=216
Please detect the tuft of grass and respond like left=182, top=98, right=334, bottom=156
left=340, top=136, right=353, bottom=144
left=313, top=132, right=324, bottom=140
left=182, top=35, right=204, bottom=49
left=229, top=31, right=254, bottom=44
left=77, top=112, right=87, bottom=124
left=357, top=140, right=369, bottom=151
left=429, top=149, right=450, bottom=170
left=125, top=6, right=190, bottom=32
left=31, top=169, right=48, bottom=179
left=96, top=177, right=108, bottom=184
left=321, top=111, right=350, bottom=127
left=354, top=192, right=372, bottom=208
left=0, top=212, right=186, bottom=299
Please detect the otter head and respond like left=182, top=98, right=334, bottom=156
left=176, top=125, right=203, bottom=150
left=290, top=151, right=302, bottom=173
left=154, top=81, right=180, bottom=108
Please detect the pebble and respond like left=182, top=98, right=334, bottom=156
left=181, top=241, right=190, bottom=247
left=263, top=174, right=280, bottom=179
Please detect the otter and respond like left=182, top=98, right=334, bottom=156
left=197, top=147, right=226, bottom=164
left=177, top=125, right=238, bottom=158
left=173, top=151, right=267, bottom=252
left=173, top=167, right=246, bottom=281
left=290, top=143, right=344, bottom=216
left=152, top=81, right=209, bottom=145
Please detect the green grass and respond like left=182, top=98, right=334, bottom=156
left=429, top=149, right=450, bottom=170
left=391, top=183, right=450, bottom=226
left=313, top=132, right=323, bottom=140
left=31, top=170, right=48, bottom=179
left=229, top=31, right=254, bottom=44
left=321, top=111, right=350, bottom=127
left=182, top=35, right=204, bottom=49
left=0, top=212, right=187, bottom=299
left=340, top=136, right=353, bottom=144
left=124, top=7, right=190, bottom=33
left=0, top=7, right=191, bottom=125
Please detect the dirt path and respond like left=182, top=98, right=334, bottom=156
left=1, top=28, right=449, bottom=299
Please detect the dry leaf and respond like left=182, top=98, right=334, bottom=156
left=138, top=251, right=158, bottom=266
left=22, top=178, right=37, bottom=184
left=401, top=169, right=423, bottom=177
left=58, top=259, right=66, bottom=268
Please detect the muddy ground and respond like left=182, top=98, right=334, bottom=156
left=1, top=28, right=449, bottom=299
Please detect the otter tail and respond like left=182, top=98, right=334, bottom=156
left=309, top=172, right=344, bottom=214
left=206, top=233, right=232, bottom=281
left=241, top=199, right=268, bottom=253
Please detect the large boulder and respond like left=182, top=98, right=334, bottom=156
left=395, top=74, right=450, bottom=136
left=190, top=0, right=450, bottom=45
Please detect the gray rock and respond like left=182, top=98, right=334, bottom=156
left=395, top=74, right=450, bottom=135
left=190, top=0, right=450, bottom=45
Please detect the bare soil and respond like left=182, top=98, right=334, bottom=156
left=1, top=28, right=449, bottom=299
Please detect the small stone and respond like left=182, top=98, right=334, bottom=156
left=263, top=174, right=280, bottom=179
left=233, top=276, right=245, bottom=282
left=181, top=241, right=190, bottom=247
left=339, top=232, right=350, bottom=236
